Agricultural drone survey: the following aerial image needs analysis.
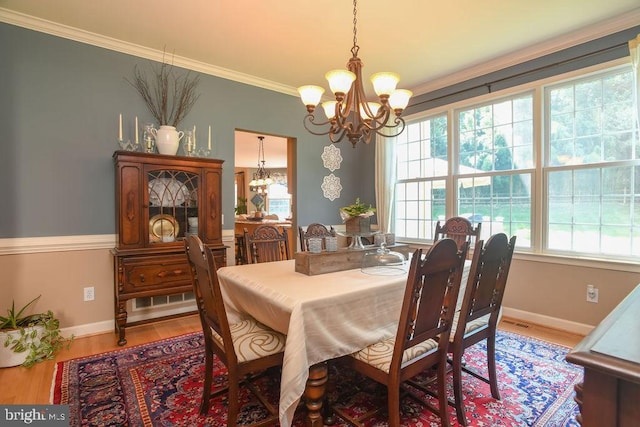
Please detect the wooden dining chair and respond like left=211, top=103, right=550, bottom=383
left=298, top=223, right=336, bottom=251
left=244, top=224, right=291, bottom=263
left=337, top=238, right=469, bottom=427
left=447, top=233, right=516, bottom=426
left=434, top=216, right=482, bottom=258
left=184, top=235, right=286, bottom=426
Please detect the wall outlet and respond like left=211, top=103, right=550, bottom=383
left=586, top=284, right=598, bottom=303
left=84, top=286, right=95, bottom=302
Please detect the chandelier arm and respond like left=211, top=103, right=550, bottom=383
left=329, top=127, right=349, bottom=144
left=302, top=114, right=333, bottom=136
left=374, top=117, right=407, bottom=138
left=359, top=108, right=392, bottom=133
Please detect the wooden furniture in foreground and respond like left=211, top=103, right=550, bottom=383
left=244, top=224, right=291, bottom=263
left=184, top=235, right=285, bottom=426
left=566, top=283, right=640, bottom=427
left=112, top=151, right=226, bottom=346
left=434, top=216, right=481, bottom=258
left=299, top=223, right=336, bottom=251
left=338, top=239, right=468, bottom=427
left=446, top=233, right=516, bottom=426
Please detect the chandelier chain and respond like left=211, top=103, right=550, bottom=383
left=351, top=0, right=359, bottom=57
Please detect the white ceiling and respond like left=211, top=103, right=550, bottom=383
left=235, top=131, right=288, bottom=169
left=1, top=1, right=638, bottom=167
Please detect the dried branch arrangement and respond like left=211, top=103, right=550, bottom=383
left=127, top=60, right=200, bottom=128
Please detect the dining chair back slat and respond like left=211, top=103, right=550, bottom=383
left=244, top=224, right=291, bottom=263
left=185, top=235, right=233, bottom=363
left=338, top=238, right=468, bottom=427
left=184, top=235, right=285, bottom=426
left=434, top=216, right=481, bottom=258
left=448, top=232, right=516, bottom=426
left=299, top=223, right=336, bottom=251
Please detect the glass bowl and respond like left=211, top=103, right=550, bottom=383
left=361, top=243, right=407, bottom=275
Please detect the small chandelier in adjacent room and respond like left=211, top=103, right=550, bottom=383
left=297, top=0, right=412, bottom=147
left=249, top=136, right=273, bottom=194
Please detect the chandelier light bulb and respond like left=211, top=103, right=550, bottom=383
left=360, top=102, right=381, bottom=119
left=370, top=72, right=400, bottom=96
left=325, top=70, right=356, bottom=95
left=389, top=89, right=413, bottom=111
left=298, top=85, right=324, bottom=107
left=322, top=101, right=338, bottom=119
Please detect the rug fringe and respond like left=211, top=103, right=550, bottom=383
left=49, top=361, right=59, bottom=404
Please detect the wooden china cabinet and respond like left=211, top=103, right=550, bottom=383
left=112, top=151, right=226, bottom=345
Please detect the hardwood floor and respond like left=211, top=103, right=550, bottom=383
left=0, top=314, right=584, bottom=405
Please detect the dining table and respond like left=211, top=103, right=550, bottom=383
left=216, top=256, right=471, bottom=427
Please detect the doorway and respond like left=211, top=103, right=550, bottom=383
left=234, top=129, right=297, bottom=256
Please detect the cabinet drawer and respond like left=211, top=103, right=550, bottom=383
left=119, top=254, right=191, bottom=294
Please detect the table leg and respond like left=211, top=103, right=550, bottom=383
left=304, top=362, right=327, bottom=427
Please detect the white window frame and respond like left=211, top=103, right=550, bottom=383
left=390, top=58, right=638, bottom=265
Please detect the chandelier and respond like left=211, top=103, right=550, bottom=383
left=249, top=136, right=273, bottom=194
left=297, top=0, right=412, bottom=147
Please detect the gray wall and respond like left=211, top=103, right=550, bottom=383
left=0, top=22, right=376, bottom=238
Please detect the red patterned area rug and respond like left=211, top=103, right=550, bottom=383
left=51, top=330, right=581, bottom=426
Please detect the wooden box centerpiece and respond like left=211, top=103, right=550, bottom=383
left=294, top=244, right=411, bottom=276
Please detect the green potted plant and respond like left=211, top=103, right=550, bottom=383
left=340, top=198, right=376, bottom=235
left=0, top=296, right=72, bottom=368
left=235, top=197, right=248, bottom=215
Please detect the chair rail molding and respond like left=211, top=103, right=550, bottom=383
left=0, top=234, right=116, bottom=255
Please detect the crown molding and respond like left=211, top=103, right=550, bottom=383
left=0, top=7, right=299, bottom=97
left=412, top=8, right=640, bottom=96
left=1, top=7, right=637, bottom=100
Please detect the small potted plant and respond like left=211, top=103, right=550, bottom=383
left=340, top=198, right=376, bottom=235
left=0, top=296, right=72, bottom=368
left=251, top=194, right=265, bottom=218
left=235, top=197, right=248, bottom=215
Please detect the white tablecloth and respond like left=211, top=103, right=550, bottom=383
left=216, top=258, right=471, bottom=426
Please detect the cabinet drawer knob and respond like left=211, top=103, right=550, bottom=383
left=139, top=274, right=145, bottom=282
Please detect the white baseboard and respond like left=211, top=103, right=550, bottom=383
left=62, top=320, right=114, bottom=338
left=65, top=306, right=595, bottom=340
left=62, top=304, right=198, bottom=338
left=502, top=307, right=594, bottom=336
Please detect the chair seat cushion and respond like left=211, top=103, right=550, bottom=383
left=449, top=312, right=490, bottom=341
left=212, top=318, right=286, bottom=362
left=349, top=336, right=439, bottom=373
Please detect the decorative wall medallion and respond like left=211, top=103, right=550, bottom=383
left=321, top=174, right=342, bottom=201
left=321, top=145, right=343, bottom=172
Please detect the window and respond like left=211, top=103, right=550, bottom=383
left=545, top=68, right=640, bottom=258
left=456, top=94, right=534, bottom=247
left=391, top=63, right=639, bottom=260
left=267, top=182, right=291, bottom=220
left=394, top=115, right=448, bottom=240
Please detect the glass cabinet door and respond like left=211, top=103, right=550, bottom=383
left=146, top=169, right=199, bottom=245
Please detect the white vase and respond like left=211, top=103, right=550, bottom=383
left=153, top=125, right=184, bottom=155
left=0, top=325, right=43, bottom=368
